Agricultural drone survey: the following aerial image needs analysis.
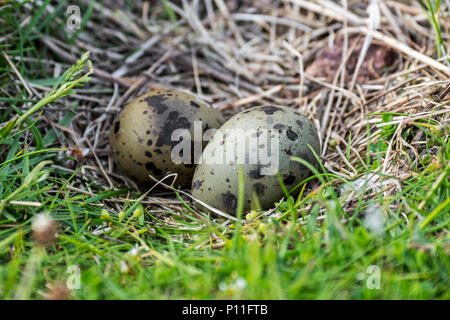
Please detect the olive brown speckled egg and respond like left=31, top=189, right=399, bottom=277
left=191, top=105, right=320, bottom=214
left=110, top=90, right=225, bottom=188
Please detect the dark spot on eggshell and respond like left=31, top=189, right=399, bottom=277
left=252, top=183, right=265, bottom=196
left=222, top=192, right=237, bottom=211
left=143, top=110, right=148, bottom=115
left=156, top=111, right=191, bottom=147
left=286, top=129, right=298, bottom=141
left=193, top=179, right=203, bottom=190
left=145, top=162, right=156, bottom=170
left=114, top=121, right=120, bottom=133
left=190, top=101, right=200, bottom=108
left=308, top=125, right=317, bottom=137
left=154, top=149, right=163, bottom=154
left=266, top=117, right=274, bottom=124
left=143, top=95, right=168, bottom=114
left=145, top=151, right=152, bottom=158
left=296, top=120, right=303, bottom=127
left=273, top=123, right=285, bottom=133
left=249, top=165, right=264, bottom=179
left=259, top=105, right=285, bottom=115
left=147, top=139, right=153, bottom=146
left=282, top=174, right=296, bottom=185
left=251, top=130, right=262, bottom=138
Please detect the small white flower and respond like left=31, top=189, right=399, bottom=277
left=119, top=260, right=129, bottom=273
left=218, top=282, right=228, bottom=291
left=364, top=204, right=384, bottom=234
left=234, top=277, right=247, bottom=290
left=32, top=213, right=53, bottom=233
left=31, top=213, right=56, bottom=246
left=127, top=246, right=139, bottom=256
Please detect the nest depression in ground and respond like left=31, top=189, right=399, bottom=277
left=4, top=0, right=450, bottom=219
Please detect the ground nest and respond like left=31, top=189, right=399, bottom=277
left=15, top=1, right=447, bottom=217
left=1, top=0, right=449, bottom=300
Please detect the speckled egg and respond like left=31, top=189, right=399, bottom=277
left=110, top=90, right=225, bottom=188
left=191, top=105, right=320, bottom=214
